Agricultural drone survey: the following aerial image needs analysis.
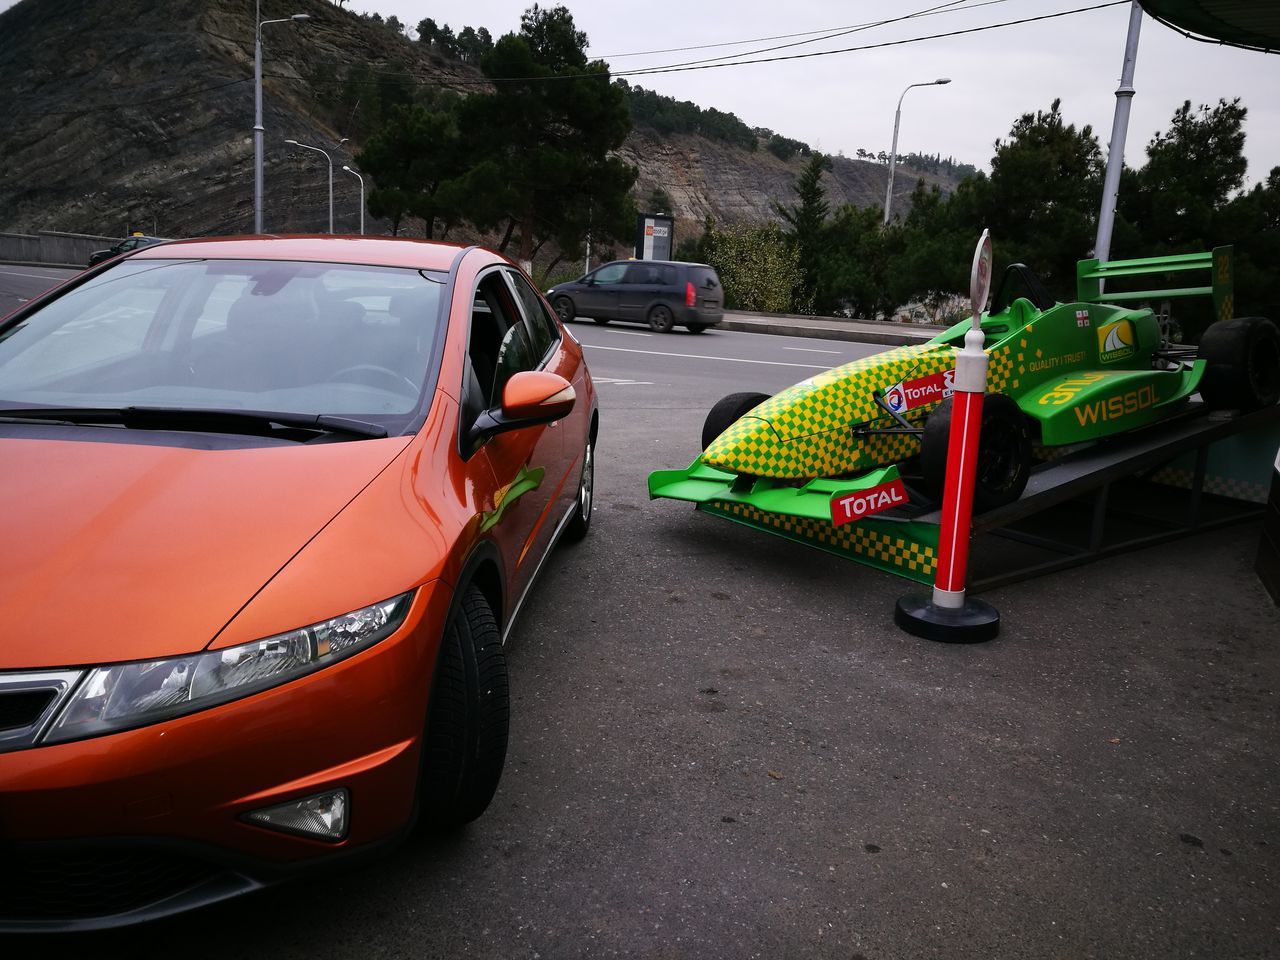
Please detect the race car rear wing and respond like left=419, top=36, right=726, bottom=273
left=1076, top=245, right=1234, bottom=323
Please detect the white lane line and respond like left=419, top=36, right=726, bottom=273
left=0, top=270, right=72, bottom=280
left=783, top=346, right=843, bottom=355
left=602, top=328, right=652, bottom=337
left=593, top=377, right=654, bottom=385
left=583, top=343, right=827, bottom=369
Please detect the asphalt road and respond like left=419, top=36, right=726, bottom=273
left=0, top=263, right=75, bottom=314
left=6, top=275, right=1280, bottom=958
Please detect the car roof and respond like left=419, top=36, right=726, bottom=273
left=601, top=259, right=713, bottom=269
left=132, top=235, right=480, bottom=272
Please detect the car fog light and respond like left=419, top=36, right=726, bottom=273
left=244, top=788, right=348, bottom=841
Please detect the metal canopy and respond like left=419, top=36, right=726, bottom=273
left=1140, top=0, right=1280, bottom=52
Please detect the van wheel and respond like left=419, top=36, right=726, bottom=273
left=1198, top=317, right=1280, bottom=411
left=552, top=296, right=575, bottom=323
left=702, top=392, right=771, bottom=451
left=647, top=304, right=675, bottom=333
left=920, top=394, right=1031, bottom=512
left=419, top=585, right=509, bottom=828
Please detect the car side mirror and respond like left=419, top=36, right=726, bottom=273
left=468, top=370, right=576, bottom=448
left=584, top=276, right=596, bottom=286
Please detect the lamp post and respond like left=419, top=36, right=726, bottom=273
left=341, top=165, right=365, bottom=235
left=286, top=139, right=334, bottom=234
left=882, top=78, right=951, bottom=226
left=253, top=3, right=309, bottom=234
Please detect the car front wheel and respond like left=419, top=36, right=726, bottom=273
left=418, top=584, right=509, bottom=828
left=562, top=436, right=594, bottom=542
left=553, top=296, right=575, bottom=323
left=920, top=393, right=1031, bottom=512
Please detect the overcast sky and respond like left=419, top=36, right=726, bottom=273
left=4, top=0, right=1278, bottom=187
left=339, top=0, right=1280, bottom=186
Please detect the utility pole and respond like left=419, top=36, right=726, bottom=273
left=1095, top=1, right=1144, bottom=268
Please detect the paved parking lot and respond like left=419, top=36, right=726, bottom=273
left=24, top=320, right=1264, bottom=958
left=5, top=272, right=1278, bottom=957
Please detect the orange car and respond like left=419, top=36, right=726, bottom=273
left=0, top=236, right=597, bottom=930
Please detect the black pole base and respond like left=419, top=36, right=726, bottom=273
left=894, top=594, right=1000, bottom=644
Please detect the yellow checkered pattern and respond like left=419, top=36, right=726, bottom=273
left=1219, top=294, right=1234, bottom=321
left=717, top=502, right=938, bottom=576
left=704, top=338, right=1023, bottom=480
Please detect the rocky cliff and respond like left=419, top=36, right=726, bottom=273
left=0, top=0, right=956, bottom=246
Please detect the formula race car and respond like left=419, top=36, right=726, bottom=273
left=648, top=250, right=1280, bottom=534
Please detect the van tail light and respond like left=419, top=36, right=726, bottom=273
left=685, top=282, right=696, bottom=307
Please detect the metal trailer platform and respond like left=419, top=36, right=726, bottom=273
left=924, top=401, right=1280, bottom=591
left=697, top=402, right=1280, bottom=591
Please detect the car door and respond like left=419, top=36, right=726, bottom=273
left=617, top=263, right=663, bottom=322
left=574, top=262, right=625, bottom=321
left=460, top=269, right=566, bottom=608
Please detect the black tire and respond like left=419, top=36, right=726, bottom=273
left=647, top=304, right=675, bottom=333
left=592, top=316, right=610, bottom=325
left=686, top=324, right=708, bottom=334
left=702, top=391, right=771, bottom=451
left=561, top=436, right=594, bottom=543
left=552, top=296, right=575, bottom=323
left=419, top=584, right=509, bottom=829
left=920, top=393, right=1031, bottom=512
left=1198, top=317, right=1280, bottom=411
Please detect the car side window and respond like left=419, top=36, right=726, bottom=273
left=660, top=266, right=677, bottom=286
left=505, top=270, right=560, bottom=363
left=465, top=271, right=539, bottom=422
left=592, top=263, right=626, bottom=286
left=623, top=264, right=663, bottom=285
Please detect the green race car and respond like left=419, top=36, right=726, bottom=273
left=649, top=251, right=1280, bottom=534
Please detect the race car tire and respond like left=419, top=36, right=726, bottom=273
left=648, top=304, right=676, bottom=333
left=552, top=296, right=575, bottom=323
left=920, top=393, right=1031, bottom=512
left=561, top=436, right=594, bottom=543
left=1198, top=317, right=1280, bottom=411
left=702, top=392, right=771, bottom=451
left=419, top=584, right=509, bottom=829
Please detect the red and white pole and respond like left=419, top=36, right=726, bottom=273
left=895, top=230, right=1000, bottom=642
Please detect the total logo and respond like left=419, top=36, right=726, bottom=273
left=831, top=478, right=909, bottom=526
left=884, top=369, right=955, bottom=413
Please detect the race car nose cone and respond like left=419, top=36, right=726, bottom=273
left=702, top=415, right=783, bottom=475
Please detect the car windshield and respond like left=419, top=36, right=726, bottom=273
left=0, top=258, right=447, bottom=435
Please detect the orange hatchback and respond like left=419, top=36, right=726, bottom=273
left=0, top=237, right=597, bottom=930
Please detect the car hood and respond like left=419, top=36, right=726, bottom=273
left=0, top=433, right=412, bottom=669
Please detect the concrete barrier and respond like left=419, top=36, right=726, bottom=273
left=0, top=230, right=116, bottom=267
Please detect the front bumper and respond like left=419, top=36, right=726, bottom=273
left=0, top=582, right=452, bottom=931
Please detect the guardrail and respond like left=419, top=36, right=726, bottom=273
left=0, top=231, right=116, bottom=267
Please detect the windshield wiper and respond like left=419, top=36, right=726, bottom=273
left=0, top=406, right=389, bottom=439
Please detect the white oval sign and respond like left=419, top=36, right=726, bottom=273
left=969, top=229, right=993, bottom=315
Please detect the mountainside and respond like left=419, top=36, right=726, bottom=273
left=0, top=0, right=959, bottom=246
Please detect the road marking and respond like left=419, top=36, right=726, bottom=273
left=593, top=377, right=654, bottom=385
left=0, top=270, right=70, bottom=280
left=783, top=346, right=843, bottom=355
left=603, top=328, right=652, bottom=337
left=583, top=344, right=828, bottom=370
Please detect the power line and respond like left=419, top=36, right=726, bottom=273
left=264, top=1, right=1128, bottom=88
left=593, top=0, right=1016, bottom=60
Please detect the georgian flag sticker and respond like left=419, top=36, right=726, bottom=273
left=1076, top=309, right=1091, bottom=328
left=830, top=478, right=909, bottom=526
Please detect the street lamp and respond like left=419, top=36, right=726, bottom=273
left=286, top=139, right=334, bottom=234
left=882, top=78, right=951, bottom=226
left=341, top=165, right=365, bottom=236
left=253, top=3, right=309, bottom=233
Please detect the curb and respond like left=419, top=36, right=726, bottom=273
left=718, top=318, right=941, bottom=347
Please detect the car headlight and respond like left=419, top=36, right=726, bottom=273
left=42, top=592, right=413, bottom=744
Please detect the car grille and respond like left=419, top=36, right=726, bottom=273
left=0, top=689, right=55, bottom=731
left=0, top=849, right=218, bottom=922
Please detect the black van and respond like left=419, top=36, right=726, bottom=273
left=546, top=260, right=724, bottom=333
